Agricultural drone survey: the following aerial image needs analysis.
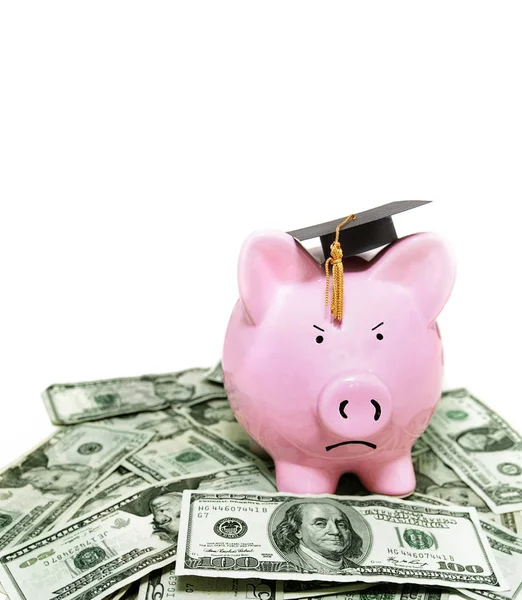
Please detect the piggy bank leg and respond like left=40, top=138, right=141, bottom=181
left=356, top=452, right=415, bottom=496
left=275, top=461, right=338, bottom=494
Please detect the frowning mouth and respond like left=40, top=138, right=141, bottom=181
left=325, top=440, right=377, bottom=451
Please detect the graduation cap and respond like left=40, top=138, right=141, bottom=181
left=287, top=200, right=431, bottom=321
left=288, top=200, right=431, bottom=261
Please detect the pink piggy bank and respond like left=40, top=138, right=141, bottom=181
left=223, top=230, right=455, bottom=496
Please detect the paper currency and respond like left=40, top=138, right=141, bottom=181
left=461, top=519, right=522, bottom=600
left=489, top=511, right=522, bottom=536
left=0, top=425, right=152, bottom=550
left=62, top=461, right=274, bottom=530
left=176, top=575, right=282, bottom=599
left=423, top=389, right=522, bottom=514
left=411, top=438, right=431, bottom=458
left=60, top=466, right=151, bottom=523
left=43, top=368, right=227, bottom=425
left=176, top=491, right=506, bottom=590
left=412, top=449, right=522, bottom=534
left=306, top=583, right=449, bottom=600
left=283, top=580, right=373, bottom=599
left=204, top=362, right=224, bottom=385
left=0, top=465, right=268, bottom=600
left=144, top=562, right=283, bottom=599
left=178, top=399, right=251, bottom=451
left=413, top=449, right=494, bottom=511
left=140, top=565, right=177, bottom=600
left=193, top=463, right=276, bottom=493
left=151, top=368, right=227, bottom=407
left=110, top=584, right=132, bottom=600
left=109, top=410, right=255, bottom=482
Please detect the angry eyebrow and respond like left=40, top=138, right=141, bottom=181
left=313, top=325, right=325, bottom=332
left=371, top=322, right=384, bottom=331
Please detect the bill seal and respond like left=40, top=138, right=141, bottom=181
left=74, top=546, right=107, bottom=570
left=213, top=517, right=248, bottom=539
left=403, top=529, right=435, bottom=550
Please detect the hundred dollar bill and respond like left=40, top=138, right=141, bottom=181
left=412, top=450, right=522, bottom=534
left=176, top=491, right=507, bottom=591
left=43, top=368, right=227, bottom=425
left=204, top=361, right=224, bottom=385
left=178, top=398, right=252, bottom=450
left=406, top=493, right=522, bottom=548
left=0, top=465, right=268, bottom=600
left=105, top=410, right=255, bottom=482
left=422, top=389, right=522, bottom=514
left=0, top=425, right=153, bottom=550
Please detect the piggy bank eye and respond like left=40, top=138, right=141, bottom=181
left=372, top=322, right=384, bottom=340
left=313, top=325, right=325, bottom=344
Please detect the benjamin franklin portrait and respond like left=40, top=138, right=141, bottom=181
left=271, top=500, right=369, bottom=573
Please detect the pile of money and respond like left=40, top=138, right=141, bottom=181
left=1, top=367, right=521, bottom=600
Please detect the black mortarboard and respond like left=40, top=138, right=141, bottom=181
left=288, top=200, right=431, bottom=261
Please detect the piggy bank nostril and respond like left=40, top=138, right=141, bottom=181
left=371, top=399, right=381, bottom=421
left=339, top=400, right=349, bottom=419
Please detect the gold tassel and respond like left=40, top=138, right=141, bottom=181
left=325, top=213, right=356, bottom=321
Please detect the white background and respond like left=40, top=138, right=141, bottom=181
left=0, top=2, right=521, bottom=469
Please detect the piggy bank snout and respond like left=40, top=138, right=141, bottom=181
left=317, top=374, right=392, bottom=441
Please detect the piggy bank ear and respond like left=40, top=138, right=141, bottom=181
left=370, top=233, right=456, bottom=323
left=238, top=230, right=321, bottom=325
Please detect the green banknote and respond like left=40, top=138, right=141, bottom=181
left=178, top=398, right=252, bottom=451
left=412, top=448, right=522, bottom=534
left=99, top=410, right=256, bottom=482
left=0, top=464, right=271, bottom=600
left=204, top=362, right=224, bottom=385
left=144, top=562, right=282, bottom=599
left=408, top=493, right=522, bottom=600
left=44, top=368, right=227, bottom=425
left=463, top=519, right=522, bottom=600
left=422, top=389, right=522, bottom=514
left=68, top=462, right=275, bottom=526
left=176, top=491, right=506, bottom=591
left=0, top=425, right=153, bottom=550
left=283, top=580, right=373, bottom=599
left=58, top=466, right=151, bottom=524
left=291, top=583, right=449, bottom=600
